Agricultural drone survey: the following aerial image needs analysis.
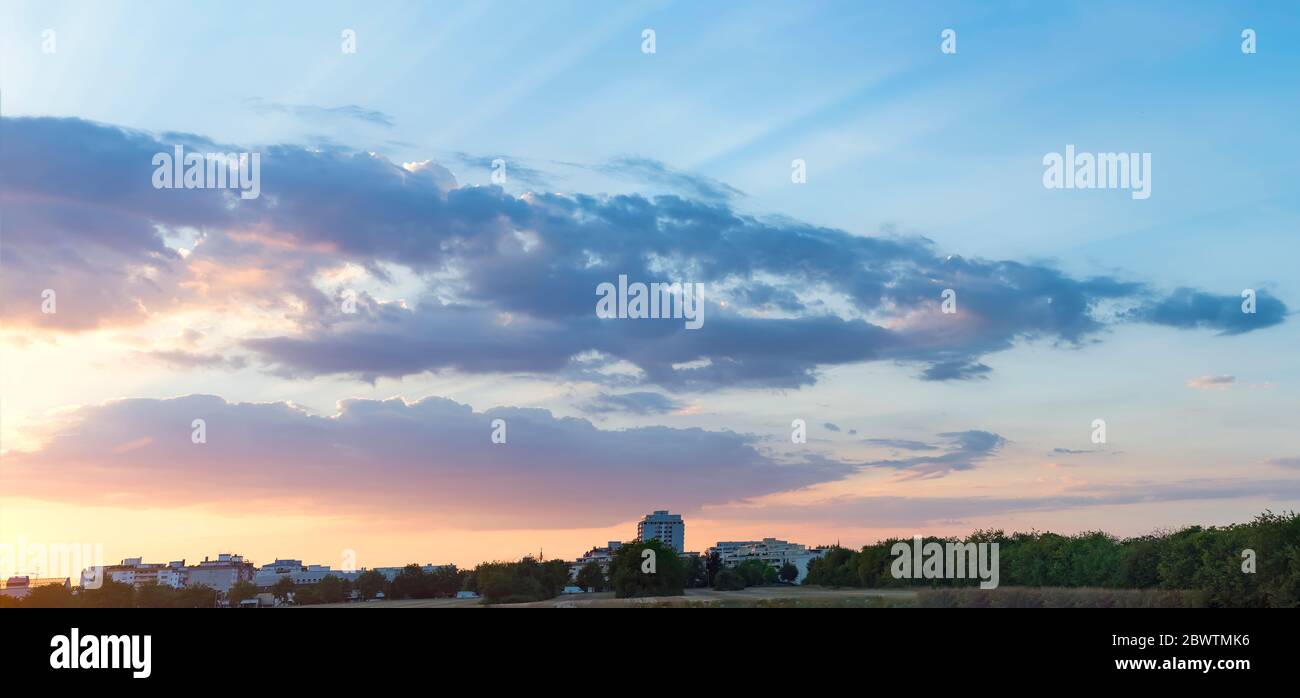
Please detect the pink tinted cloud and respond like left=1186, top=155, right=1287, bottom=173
left=3, top=394, right=856, bottom=529
left=1186, top=374, right=1236, bottom=390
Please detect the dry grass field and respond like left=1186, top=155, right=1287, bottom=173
left=311, top=586, right=920, bottom=608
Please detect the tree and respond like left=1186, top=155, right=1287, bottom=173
left=136, top=582, right=179, bottom=608
left=80, top=577, right=135, bottom=608
left=713, top=568, right=746, bottom=591
left=474, top=557, right=564, bottom=604
left=21, top=583, right=76, bottom=608
left=803, top=547, right=860, bottom=588
left=683, top=555, right=706, bottom=588
left=174, top=584, right=218, bottom=608
left=735, top=559, right=769, bottom=587
left=779, top=562, right=798, bottom=583
left=705, top=551, right=723, bottom=587
left=390, top=564, right=429, bottom=599
left=227, top=580, right=260, bottom=607
left=314, top=575, right=349, bottom=604
left=355, top=569, right=386, bottom=600
left=293, top=585, right=320, bottom=605
left=271, top=576, right=296, bottom=604
left=575, top=561, right=607, bottom=592
left=429, top=565, right=462, bottom=597
left=543, top=559, right=572, bottom=596
left=608, top=540, right=685, bottom=598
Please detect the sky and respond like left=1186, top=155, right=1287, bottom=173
left=1, top=1, right=1298, bottom=575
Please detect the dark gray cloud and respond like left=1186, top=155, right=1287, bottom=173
left=3, top=117, right=1288, bottom=392
left=1134, top=288, right=1287, bottom=335
left=866, top=430, right=1007, bottom=480
left=581, top=391, right=683, bottom=415
left=1269, top=457, right=1300, bottom=469
left=864, top=438, right=936, bottom=451
left=823, top=422, right=841, bottom=432
left=920, top=359, right=992, bottom=381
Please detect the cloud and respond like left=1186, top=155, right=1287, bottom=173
left=2, top=394, right=856, bottom=528
left=1134, top=288, right=1287, bottom=335
left=1268, top=457, right=1300, bottom=469
left=708, top=478, right=1300, bottom=528
left=866, top=430, right=1006, bottom=480
left=863, top=438, right=936, bottom=451
left=920, top=359, right=992, bottom=381
left=598, top=156, right=745, bottom=203
left=580, top=391, right=683, bottom=415
left=244, top=98, right=395, bottom=127
left=1186, top=374, right=1236, bottom=390
left=135, top=350, right=249, bottom=370
left=3, top=116, right=1288, bottom=393
left=451, top=153, right=551, bottom=188
left=1052, top=448, right=1097, bottom=455
left=823, top=422, right=841, bottom=432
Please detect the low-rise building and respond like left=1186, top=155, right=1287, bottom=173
left=1, top=576, right=71, bottom=600
left=251, top=559, right=307, bottom=587
left=371, top=564, right=450, bottom=582
left=707, top=538, right=828, bottom=583
left=568, top=541, right=623, bottom=579
left=81, top=557, right=187, bottom=589
left=185, top=553, right=254, bottom=593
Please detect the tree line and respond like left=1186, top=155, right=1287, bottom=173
left=803, top=511, right=1299, bottom=607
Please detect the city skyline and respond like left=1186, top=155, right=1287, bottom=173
left=3, top=1, right=1299, bottom=575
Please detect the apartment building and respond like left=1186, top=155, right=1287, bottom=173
left=636, top=510, right=685, bottom=552
left=707, top=538, right=828, bottom=583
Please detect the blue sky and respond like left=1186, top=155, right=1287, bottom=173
left=7, top=2, right=1299, bottom=273
left=1, top=1, right=1298, bottom=567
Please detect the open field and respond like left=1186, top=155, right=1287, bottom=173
left=311, top=586, right=920, bottom=608
left=305, top=585, right=1216, bottom=608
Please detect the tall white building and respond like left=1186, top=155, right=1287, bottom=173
left=636, top=510, right=684, bottom=553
